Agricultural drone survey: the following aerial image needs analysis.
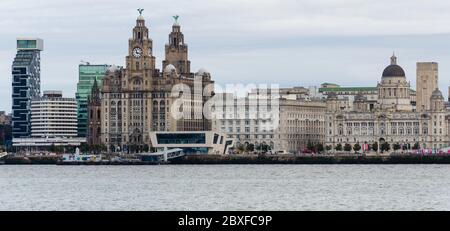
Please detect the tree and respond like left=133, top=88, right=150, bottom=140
left=143, top=144, right=150, bottom=152
left=372, top=142, right=379, bottom=152
left=307, top=140, right=315, bottom=151
left=79, top=143, right=89, bottom=153
left=413, top=142, right=420, bottom=150
left=353, top=143, right=361, bottom=153
left=49, top=144, right=56, bottom=153
left=261, top=144, right=269, bottom=152
left=381, top=142, right=390, bottom=152
left=402, top=143, right=409, bottom=151
left=325, top=145, right=332, bottom=152
left=236, top=144, right=245, bottom=154
left=316, top=143, right=324, bottom=153
left=344, top=143, right=352, bottom=152
left=393, top=143, right=401, bottom=151
left=335, top=143, right=343, bottom=151
left=246, top=143, right=255, bottom=152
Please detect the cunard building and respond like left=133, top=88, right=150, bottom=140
left=101, top=11, right=214, bottom=152
left=326, top=55, right=450, bottom=151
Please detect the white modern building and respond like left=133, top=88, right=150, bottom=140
left=30, top=91, right=78, bottom=137
left=13, top=91, right=84, bottom=151
left=149, top=131, right=234, bottom=155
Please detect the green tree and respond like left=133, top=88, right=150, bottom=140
left=79, top=143, right=89, bottom=153
left=335, top=143, right=343, bottom=151
left=143, top=144, right=150, bottom=152
left=325, top=145, right=332, bottom=152
left=247, top=143, right=255, bottom=152
left=307, top=140, right=315, bottom=151
left=316, top=143, right=324, bottom=153
left=393, top=143, right=401, bottom=151
left=402, top=143, right=409, bottom=151
left=381, top=142, right=391, bottom=152
left=344, top=143, right=352, bottom=152
left=372, top=142, right=379, bottom=152
left=353, top=143, right=361, bottom=153
left=261, top=144, right=269, bottom=152
left=49, top=144, right=56, bottom=153
left=413, top=142, right=420, bottom=150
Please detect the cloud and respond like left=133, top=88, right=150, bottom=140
left=1, top=0, right=450, bottom=110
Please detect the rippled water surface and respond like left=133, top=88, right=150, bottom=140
left=1, top=165, right=450, bottom=210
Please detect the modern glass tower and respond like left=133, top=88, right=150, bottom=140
left=11, top=38, right=43, bottom=139
left=76, top=63, right=109, bottom=138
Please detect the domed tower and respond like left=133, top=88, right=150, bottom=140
left=162, top=16, right=191, bottom=77
left=377, top=54, right=412, bottom=111
left=163, top=64, right=178, bottom=79
left=430, top=88, right=445, bottom=111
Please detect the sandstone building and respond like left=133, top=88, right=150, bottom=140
left=100, top=12, right=214, bottom=152
left=326, top=55, right=449, bottom=151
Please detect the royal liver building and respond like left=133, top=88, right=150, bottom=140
left=101, top=11, right=214, bottom=152
left=326, top=55, right=449, bottom=151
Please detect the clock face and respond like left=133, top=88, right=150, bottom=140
left=132, top=47, right=142, bottom=58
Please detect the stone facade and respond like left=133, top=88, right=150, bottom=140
left=212, top=91, right=326, bottom=153
left=0, top=111, right=11, bottom=125
left=101, top=13, right=214, bottom=152
left=87, top=80, right=102, bottom=146
left=416, top=62, right=438, bottom=112
left=325, top=55, right=449, bottom=152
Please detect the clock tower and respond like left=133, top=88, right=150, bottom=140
left=125, top=9, right=156, bottom=90
left=162, top=16, right=191, bottom=77
left=100, top=10, right=215, bottom=153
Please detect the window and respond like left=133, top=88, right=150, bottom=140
left=156, top=133, right=206, bottom=144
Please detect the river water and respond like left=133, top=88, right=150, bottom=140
left=1, top=165, right=449, bottom=211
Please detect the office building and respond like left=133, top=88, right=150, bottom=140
left=416, top=62, right=438, bottom=112
left=76, top=63, right=109, bottom=138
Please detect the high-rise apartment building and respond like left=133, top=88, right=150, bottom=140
left=11, top=38, right=43, bottom=138
left=76, top=64, right=109, bottom=138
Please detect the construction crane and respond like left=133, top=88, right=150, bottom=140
left=80, top=60, right=90, bottom=65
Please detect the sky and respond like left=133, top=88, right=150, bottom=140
left=1, top=0, right=450, bottom=111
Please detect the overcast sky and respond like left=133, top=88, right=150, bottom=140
left=1, top=0, right=450, bottom=111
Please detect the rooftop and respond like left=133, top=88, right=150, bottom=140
left=319, top=87, right=378, bottom=93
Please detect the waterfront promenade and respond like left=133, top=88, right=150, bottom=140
left=3, top=153, right=450, bottom=165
